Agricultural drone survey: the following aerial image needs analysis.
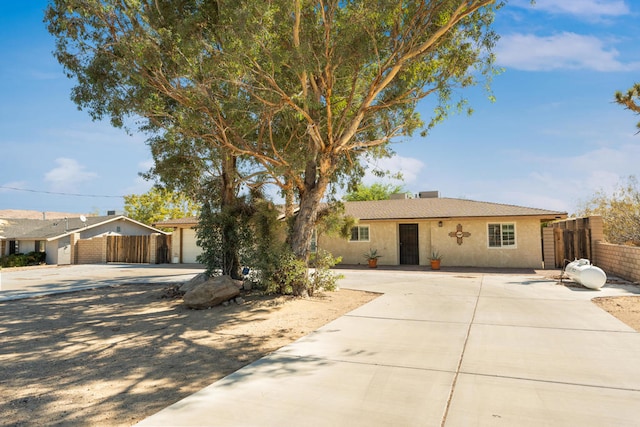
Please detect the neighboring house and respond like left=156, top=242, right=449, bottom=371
left=153, top=217, right=201, bottom=264
left=156, top=193, right=567, bottom=269
left=0, top=215, right=167, bottom=265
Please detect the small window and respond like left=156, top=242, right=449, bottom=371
left=9, top=240, right=19, bottom=254
left=35, top=240, right=46, bottom=253
left=488, top=223, right=516, bottom=248
left=349, top=226, right=370, bottom=242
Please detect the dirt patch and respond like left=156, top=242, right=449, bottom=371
left=0, top=284, right=379, bottom=426
left=593, top=296, right=640, bottom=332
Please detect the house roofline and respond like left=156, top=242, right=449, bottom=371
left=355, top=213, right=568, bottom=222
left=46, top=215, right=168, bottom=241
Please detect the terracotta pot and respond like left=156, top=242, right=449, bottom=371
left=430, top=259, right=441, bottom=270
left=368, top=259, right=378, bottom=268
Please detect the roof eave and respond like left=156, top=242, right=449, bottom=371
left=357, top=213, right=568, bottom=221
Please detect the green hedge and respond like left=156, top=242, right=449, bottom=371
left=0, top=252, right=46, bottom=268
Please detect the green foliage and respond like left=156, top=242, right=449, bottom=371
left=0, top=252, right=46, bottom=268
left=239, top=198, right=289, bottom=289
left=576, top=175, right=640, bottom=246
left=344, top=183, right=408, bottom=201
left=266, top=251, right=310, bottom=296
left=196, top=195, right=253, bottom=279
left=124, top=187, right=198, bottom=226
left=46, top=0, right=503, bottom=263
left=308, top=250, right=343, bottom=296
left=363, top=248, right=382, bottom=260
left=430, top=249, right=443, bottom=260
left=615, top=83, right=640, bottom=131
left=315, top=203, right=356, bottom=242
left=264, top=249, right=342, bottom=297
left=214, top=199, right=342, bottom=297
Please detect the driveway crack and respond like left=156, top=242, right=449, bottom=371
left=441, top=275, right=484, bottom=426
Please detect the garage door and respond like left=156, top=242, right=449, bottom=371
left=182, top=228, right=203, bottom=263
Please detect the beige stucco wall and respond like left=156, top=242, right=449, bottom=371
left=319, top=216, right=544, bottom=269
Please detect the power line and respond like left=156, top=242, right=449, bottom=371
left=0, top=185, right=124, bottom=198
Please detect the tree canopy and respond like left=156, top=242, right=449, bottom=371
left=615, top=83, right=640, bottom=132
left=123, top=187, right=198, bottom=226
left=576, top=175, right=640, bottom=246
left=46, top=0, right=503, bottom=261
left=344, top=183, right=407, bottom=201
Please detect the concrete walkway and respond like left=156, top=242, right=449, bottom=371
left=136, top=269, right=640, bottom=426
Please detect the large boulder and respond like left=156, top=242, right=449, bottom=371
left=183, top=275, right=241, bottom=309
left=180, top=272, right=211, bottom=294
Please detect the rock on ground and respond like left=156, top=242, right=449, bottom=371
left=180, top=272, right=211, bottom=294
left=183, top=275, right=241, bottom=309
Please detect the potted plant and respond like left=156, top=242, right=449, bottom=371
left=430, top=249, right=442, bottom=270
left=363, top=248, right=382, bottom=268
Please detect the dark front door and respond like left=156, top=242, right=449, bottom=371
left=399, top=224, right=419, bottom=265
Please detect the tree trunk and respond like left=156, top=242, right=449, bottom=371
left=289, top=157, right=331, bottom=262
left=221, top=153, right=242, bottom=280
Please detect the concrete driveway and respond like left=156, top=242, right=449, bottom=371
left=135, top=268, right=640, bottom=427
left=0, top=264, right=205, bottom=301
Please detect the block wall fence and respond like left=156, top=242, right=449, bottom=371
left=596, top=242, right=640, bottom=283
left=76, top=236, right=107, bottom=264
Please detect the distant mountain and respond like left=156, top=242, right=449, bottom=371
left=0, top=210, right=92, bottom=220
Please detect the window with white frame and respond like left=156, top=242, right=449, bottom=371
left=488, top=223, right=516, bottom=248
left=349, top=225, right=370, bottom=242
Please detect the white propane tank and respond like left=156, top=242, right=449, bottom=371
left=564, top=258, right=607, bottom=290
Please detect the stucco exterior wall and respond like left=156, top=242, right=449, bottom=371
left=320, top=216, right=544, bottom=269
left=434, top=218, right=543, bottom=268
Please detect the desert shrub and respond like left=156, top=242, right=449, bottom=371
left=265, top=250, right=309, bottom=295
left=308, top=250, right=343, bottom=296
left=258, top=249, right=343, bottom=297
left=0, top=252, right=46, bottom=268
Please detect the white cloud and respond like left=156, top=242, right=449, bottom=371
left=496, top=32, right=640, bottom=71
left=517, top=0, right=630, bottom=19
left=44, top=158, right=98, bottom=192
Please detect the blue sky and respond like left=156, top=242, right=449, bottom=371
left=1, top=0, right=639, bottom=215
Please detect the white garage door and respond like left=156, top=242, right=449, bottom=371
left=182, top=228, right=203, bottom=264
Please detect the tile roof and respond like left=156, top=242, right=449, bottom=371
left=344, top=197, right=567, bottom=220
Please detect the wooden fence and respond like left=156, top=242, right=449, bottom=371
left=105, top=234, right=170, bottom=264
left=553, top=227, right=592, bottom=267
left=545, top=216, right=604, bottom=268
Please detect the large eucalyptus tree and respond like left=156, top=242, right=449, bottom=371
left=46, top=0, right=503, bottom=265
